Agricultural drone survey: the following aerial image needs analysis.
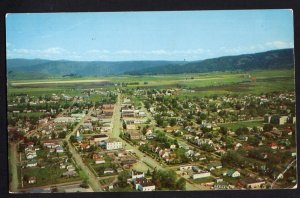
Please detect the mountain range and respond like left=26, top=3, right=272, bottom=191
left=7, top=48, right=294, bottom=79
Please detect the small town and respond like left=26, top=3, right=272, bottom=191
left=6, top=9, right=297, bottom=193
left=8, top=87, right=297, bottom=192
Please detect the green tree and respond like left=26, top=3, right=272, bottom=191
left=175, top=178, right=186, bottom=190
left=118, top=171, right=130, bottom=187
left=219, top=126, right=228, bottom=135
left=70, top=135, right=77, bottom=143
left=169, top=118, right=177, bottom=127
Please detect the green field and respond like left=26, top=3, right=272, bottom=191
left=7, top=69, right=294, bottom=97
left=218, top=120, right=264, bottom=131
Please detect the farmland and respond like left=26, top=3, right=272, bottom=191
left=8, top=69, right=294, bottom=96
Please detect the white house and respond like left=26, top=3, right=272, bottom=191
left=134, top=178, right=155, bottom=191
left=190, top=170, right=211, bottom=179
left=56, top=146, right=64, bottom=153
left=27, top=161, right=37, bottom=167
left=131, top=170, right=145, bottom=179
left=224, top=170, right=241, bottom=178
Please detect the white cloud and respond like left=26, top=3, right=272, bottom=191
left=219, top=40, right=294, bottom=56
left=265, top=41, right=293, bottom=49
left=7, top=47, right=77, bottom=59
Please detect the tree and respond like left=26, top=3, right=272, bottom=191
left=51, top=132, right=56, bottom=140
left=118, top=171, right=130, bottom=187
left=263, top=124, right=273, bottom=132
left=248, top=136, right=260, bottom=146
left=160, top=169, right=177, bottom=189
left=146, top=169, right=151, bottom=176
left=17, top=143, right=25, bottom=153
left=175, top=178, right=186, bottom=190
left=219, top=126, right=228, bottom=136
left=169, top=118, right=177, bottom=127
left=80, top=178, right=89, bottom=188
left=63, top=141, right=68, bottom=148
left=200, top=113, right=206, bottom=120
left=151, top=168, right=162, bottom=189
left=70, top=135, right=77, bottom=143
left=58, top=131, right=67, bottom=139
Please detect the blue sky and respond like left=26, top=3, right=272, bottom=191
left=6, top=10, right=294, bottom=61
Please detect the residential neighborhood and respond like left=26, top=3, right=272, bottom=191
left=8, top=87, right=297, bottom=192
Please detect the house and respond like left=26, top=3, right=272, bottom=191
left=56, top=146, right=64, bottom=153
left=81, top=123, right=93, bottom=130
left=104, top=168, right=114, bottom=174
left=27, top=161, right=38, bottom=167
left=214, top=181, right=230, bottom=190
left=234, top=143, right=243, bottom=150
left=224, top=170, right=240, bottom=178
left=60, top=163, right=66, bottom=169
left=192, top=166, right=202, bottom=173
left=102, top=104, right=114, bottom=109
left=236, top=177, right=265, bottom=189
left=28, top=176, right=37, bottom=184
left=54, top=117, right=76, bottom=123
left=270, top=143, right=278, bottom=150
left=126, top=124, right=137, bottom=130
left=91, top=134, right=109, bottom=144
left=129, top=131, right=141, bottom=140
left=131, top=170, right=145, bottom=179
left=185, top=150, right=194, bottom=157
left=190, top=170, right=211, bottom=179
left=67, top=165, right=75, bottom=171
left=43, top=140, right=60, bottom=148
left=26, top=152, right=37, bottom=160
left=63, top=170, right=78, bottom=177
left=207, top=165, right=215, bottom=171
left=121, top=156, right=137, bottom=166
left=134, top=177, right=155, bottom=191
left=79, top=143, right=90, bottom=150
left=92, top=154, right=105, bottom=164
left=210, top=162, right=222, bottom=169
left=179, top=165, right=193, bottom=171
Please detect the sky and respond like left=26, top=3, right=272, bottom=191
left=6, top=10, right=294, bottom=61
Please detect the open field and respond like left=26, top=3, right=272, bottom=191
left=7, top=69, right=294, bottom=97
left=218, top=120, right=264, bottom=131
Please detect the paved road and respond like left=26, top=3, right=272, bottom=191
left=65, top=107, right=103, bottom=192
left=9, top=143, right=19, bottom=192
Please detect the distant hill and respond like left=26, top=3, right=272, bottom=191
left=7, top=59, right=181, bottom=79
left=7, top=48, right=294, bottom=79
left=125, top=48, right=294, bottom=75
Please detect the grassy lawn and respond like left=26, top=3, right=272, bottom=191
left=21, top=165, right=81, bottom=188
left=192, top=176, right=215, bottom=184
left=211, top=168, right=227, bottom=177
left=223, top=176, right=242, bottom=185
